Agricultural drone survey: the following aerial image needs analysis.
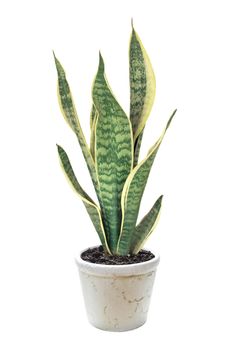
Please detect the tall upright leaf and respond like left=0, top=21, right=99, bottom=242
left=92, top=54, right=133, bottom=252
left=57, top=145, right=111, bottom=254
left=130, top=195, right=163, bottom=254
left=130, top=25, right=156, bottom=166
left=117, top=110, right=176, bottom=255
left=90, top=104, right=97, bottom=130
left=53, top=53, right=99, bottom=193
left=90, top=105, right=98, bottom=160
left=133, top=130, right=144, bottom=167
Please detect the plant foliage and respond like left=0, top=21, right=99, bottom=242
left=54, top=24, right=176, bottom=256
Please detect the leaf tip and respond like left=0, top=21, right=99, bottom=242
left=159, top=195, right=164, bottom=203
left=53, top=54, right=66, bottom=79
left=56, top=144, right=63, bottom=153
left=166, top=109, right=177, bottom=129
left=53, top=50, right=59, bottom=66
left=98, top=51, right=105, bottom=74
left=53, top=51, right=62, bottom=74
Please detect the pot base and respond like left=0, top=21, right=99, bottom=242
left=90, top=320, right=146, bottom=332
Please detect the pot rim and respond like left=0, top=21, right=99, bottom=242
left=75, top=245, right=160, bottom=277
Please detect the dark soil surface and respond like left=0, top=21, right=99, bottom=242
left=81, top=246, right=155, bottom=265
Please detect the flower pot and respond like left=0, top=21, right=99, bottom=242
left=76, top=246, right=160, bottom=332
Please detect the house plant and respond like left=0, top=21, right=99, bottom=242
left=54, top=23, right=176, bottom=332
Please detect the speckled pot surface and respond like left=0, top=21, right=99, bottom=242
left=76, top=246, right=160, bottom=332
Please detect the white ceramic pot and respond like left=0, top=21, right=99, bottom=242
left=76, top=247, right=160, bottom=332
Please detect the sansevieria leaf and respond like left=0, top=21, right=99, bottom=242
left=57, top=144, right=111, bottom=254
left=53, top=53, right=99, bottom=193
left=130, top=25, right=156, bottom=166
left=90, top=105, right=98, bottom=160
left=133, top=131, right=144, bottom=167
left=90, top=104, right=97, bottom=130
left=130, top=195, right=163, bottom=254
left=92, top=54, right=133, bottom=252
left=117, top=110, right=176, bottom=255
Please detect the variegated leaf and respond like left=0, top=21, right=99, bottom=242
left=53, top=53, right=99, bottom=192
left=130, top=195, right=163, bottom=254
left=130, top=25, right=156, bottom=165
left=117, top=110, right=176, bottom=255
left=57, top=144, right=111, bottom=254
left=133, top=130, right=144, bottom=167
left=90, top=104, right=97, bottom=129
left=92, top=53, right=133, bottom=253
left=90, top=106, right=98, bottom=160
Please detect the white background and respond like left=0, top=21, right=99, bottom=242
left=0, top=0, right=234, bottom=348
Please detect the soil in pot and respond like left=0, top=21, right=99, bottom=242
left=81, top=246, right=155, bottom=265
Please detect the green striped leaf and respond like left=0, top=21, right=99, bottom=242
left=90, top=106, right=98, bottom=160
left=57, top=144, right=111, bottom=254
left=92, top=53, right=133, bottom=253
left=130, top=195, right=163, bottom=254
left=117, top=110, right=176, bottom=255
left=130, top=25, right=156, bottom=165
left=133, top=130, right=144, bottom=167
left=90, top=104, right=97, bottom=129
left=53, top=53, right=99, bottom=193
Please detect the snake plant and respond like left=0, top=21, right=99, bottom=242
left=54, top=24, right=176, bottom=256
